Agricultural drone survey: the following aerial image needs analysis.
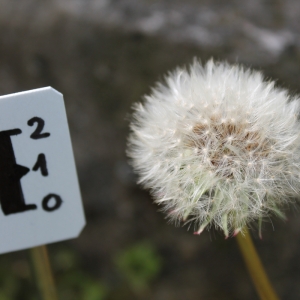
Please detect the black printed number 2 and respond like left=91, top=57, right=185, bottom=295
left=28, top=117, right=50, bottom=139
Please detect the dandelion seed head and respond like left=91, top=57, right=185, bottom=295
left=127, top=59, right=300, bottom=237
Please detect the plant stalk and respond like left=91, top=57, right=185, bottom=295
left=236, top=227, right=279, bottom=300
left=29, top=245, right=58, bottom=300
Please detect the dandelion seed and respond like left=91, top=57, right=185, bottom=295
left=127, top=59, right=300, bottom=237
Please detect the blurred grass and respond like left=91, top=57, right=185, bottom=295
left=114, top=241, right=162, bottom=293
left=54, top=248, right=108, bottom=300
left=0, top=247, right=107, bottom=300
left=0, top=241, right=161, bottom=300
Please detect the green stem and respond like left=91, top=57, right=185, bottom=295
left=236, top=228, right=279, bottom=300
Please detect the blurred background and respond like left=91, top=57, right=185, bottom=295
left=0, top=0, right=300, bottom=299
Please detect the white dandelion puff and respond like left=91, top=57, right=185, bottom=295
left=127, top=59, right=300, bottom=237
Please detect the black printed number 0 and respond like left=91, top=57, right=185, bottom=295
left=28, top=117, right=50, bottom=139
left=42, top=194, right=63, bottom=212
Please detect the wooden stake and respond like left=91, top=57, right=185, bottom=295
left=236, top=228, right=280, bottom=300
left=29, top=245, right=58, bottom=300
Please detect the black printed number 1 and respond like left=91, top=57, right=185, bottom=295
left=0, top=117, right=62, bottom=215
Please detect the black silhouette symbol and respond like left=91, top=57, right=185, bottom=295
left=0, top=129, right=37, bottom=215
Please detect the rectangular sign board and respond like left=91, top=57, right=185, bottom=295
left=0, top=87, right=85, bottom=254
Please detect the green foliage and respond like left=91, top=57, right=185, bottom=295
left=114, top=242, right=162, bottom=292
left=54, top=248, right=107, bottom=300
left=0, top=247, right=108, bottom=300
left=0, top=243, right=162, bottom=299
left=0, top=253, right=35, bottom=300
left=59, top=270, right=107, bottom=300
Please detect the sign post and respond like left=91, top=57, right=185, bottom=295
left=30, top=245, right=57, bottom=300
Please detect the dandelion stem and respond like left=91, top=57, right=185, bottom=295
left=236, top=228, right=279, bottom=300
left=29, top=245, right=58, bottom=300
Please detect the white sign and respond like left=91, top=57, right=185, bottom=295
left=0, top=87, right=85, bottom=254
